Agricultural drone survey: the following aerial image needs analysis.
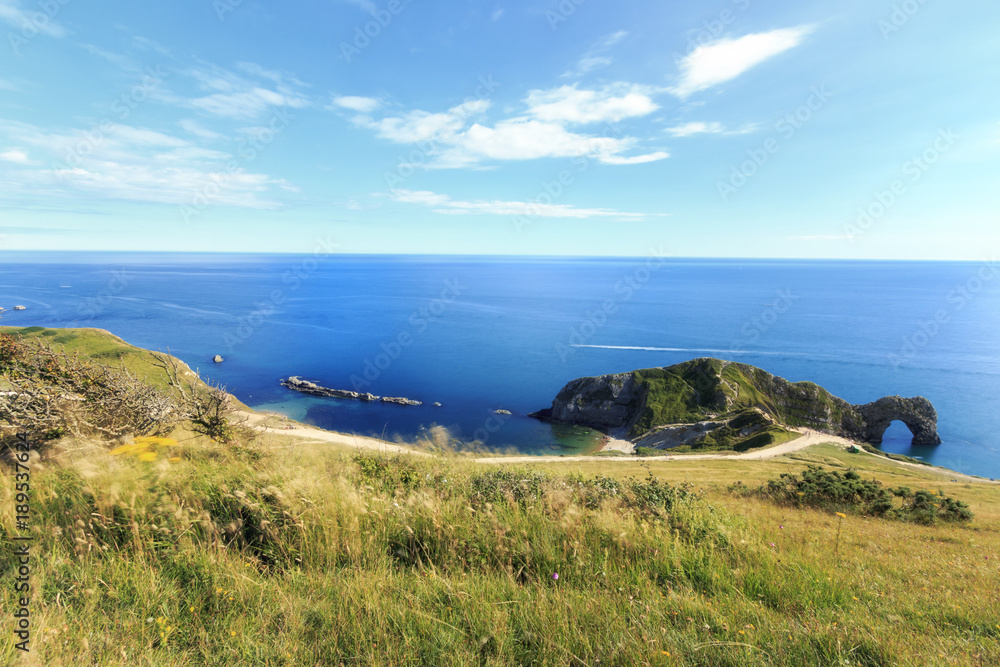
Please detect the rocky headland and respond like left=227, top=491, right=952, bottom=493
left=280, top=376, right=423, bottom=406
left=530, top=358, right=941, bottom=452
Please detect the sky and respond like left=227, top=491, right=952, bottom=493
left=0, top=0, right=997, bottom=258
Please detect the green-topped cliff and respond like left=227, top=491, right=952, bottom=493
left=533, top=358, right=941, bottom=451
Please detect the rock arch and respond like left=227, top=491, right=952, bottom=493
left=855, top=396, right=941, bottom=445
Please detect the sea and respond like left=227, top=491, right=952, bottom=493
left=2, top=252, right=998, bottom=479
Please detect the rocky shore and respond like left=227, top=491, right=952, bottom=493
left=280, top=376, right=423, bottom=406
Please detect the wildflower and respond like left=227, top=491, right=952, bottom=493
left=552, top=573, right=559, bottom=581
left=231, top=630, right=236, bottom=637
left=661, top=651, right=670, bottom=656
left=835, top=512, right=846, bottom=518
left=189, top=606, right=195, bottom=613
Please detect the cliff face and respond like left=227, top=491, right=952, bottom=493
left=535, top=358, right=941, bottom=447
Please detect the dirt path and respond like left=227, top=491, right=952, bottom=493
left=242, top=411, right=997, bottom=484
left=471, top=428, right=851, bottom=464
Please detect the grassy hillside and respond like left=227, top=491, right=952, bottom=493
left=2, top=330, right=998, bottom=665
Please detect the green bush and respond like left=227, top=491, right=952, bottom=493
left=740, top=465, right=973, bottom=524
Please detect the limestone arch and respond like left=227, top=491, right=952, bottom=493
left=856, top=396, right=941, bottom=445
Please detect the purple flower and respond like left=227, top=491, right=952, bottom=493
left=552, top=573, right=559, bottom=581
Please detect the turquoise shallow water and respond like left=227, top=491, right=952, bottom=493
left=2, top=253, right=998, bottom=476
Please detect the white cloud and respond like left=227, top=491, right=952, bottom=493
left=0, top=149, right=28, bottom=163
left=0, top=0, right=67, bottom=37
left=666, top=121, right=725, bottom=137
left=391, top=189, right=651, bottom=220
left=670, top=26, right=814, bottom=98
left=526, top=84, right=659, bottom=124
left=357, top=99, right=489, bottom=143
left=436, top=119, right=667, bottom=167
left=600, top=152, right=670, bottom=165
left=330, top=95, right=381, bottom=113
left=347, top=83, right=668, bottom=167
left=491, top=8, right=504, bottom=21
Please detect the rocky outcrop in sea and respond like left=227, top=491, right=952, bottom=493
left=280, top=376, right=423, bottom=406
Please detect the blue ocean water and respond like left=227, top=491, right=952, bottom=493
left=2, top=252, right=998, bottom=478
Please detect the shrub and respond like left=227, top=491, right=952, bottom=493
left=740, top=466, right=972, bottom=524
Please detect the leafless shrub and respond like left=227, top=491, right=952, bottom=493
left=0, top=334, right=180, bottom=455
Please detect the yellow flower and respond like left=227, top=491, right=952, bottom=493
left=231, top=630, right=237, bottom=637
left=661, top=650, right=670, bottom=656
left=835, top=512, right=847, bottom=518
left=189, top=606, right=195, bottom=613
left=138, top=452, right=157, bottom=462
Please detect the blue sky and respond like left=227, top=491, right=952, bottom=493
left=0, top=0, right=997, bottom=258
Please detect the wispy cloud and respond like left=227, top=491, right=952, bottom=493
left=178, top=119, right=223, bottom=141
left=670, top=26, right=814, bottom=98
left=563, top=30, right=628, bottom=78
left=0, top=119, right=291, bottom=209
left=0, top=0, right=67, bottom=37
left=391, top=188, right=653, bottom=220
left=169, top=62, right=310, bottom=119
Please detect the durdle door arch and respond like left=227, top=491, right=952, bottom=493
left=855, top=396, right=942, bottom=445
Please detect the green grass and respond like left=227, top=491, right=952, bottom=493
left=2, top=435, right=998, bottom=666
left=2, top=331, right=999, bottom=665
